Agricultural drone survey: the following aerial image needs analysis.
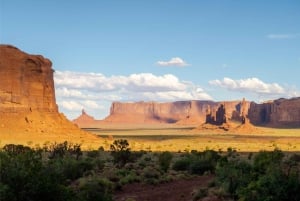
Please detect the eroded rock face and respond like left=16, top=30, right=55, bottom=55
left=76, top=97, right=300, bottom=128
left=0, top=45, right=89, bottom=135
left=248, top=98, right=300, bottom=127
left=0, top=45, right=57, bottom=113
left=73, top=109, right=98, bottom=128
left=104, top=100, right=250, bottom=125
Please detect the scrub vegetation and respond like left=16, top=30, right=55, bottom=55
left=1, top=140, right=300, bottom=201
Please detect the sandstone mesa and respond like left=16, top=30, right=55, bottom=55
left=0, top=45, right=100, bottom=147
left=74, top=98, right=300, bottom=129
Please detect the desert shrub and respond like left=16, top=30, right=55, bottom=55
left=119, top=171, right=140, bottom=185
left=215, top=149, right=300, bottom=201
left=173, top=150, right=221, bottom=174
left=3, top=144, right=32, bottom=154
left=86, top=150, right=100, bottom=158
left=48, top=141, right=82, bottom=160
left=201, top=149, right=221, bottom=163
left=189, top=159, right=214, bottom=175
left=0, top=143, right=119, bottom=201
left=94, top=158, right=105, bottom=171
left=142, top=166, right=161, bottom=184
left=0, top=147, right=74, bottom=201
left=237, top=167, right=300, bottom=201
left=142, top=167, right=160, bottom=179
left=216, top=159, right=252, bottom=198
left=110, top=139, right=132, bottom=167
left=289, top=153, right=300, bottom=163
left=172, top=157, right=191, bottom=171
left=77, top=178, right=112, bottom=201
left=158, top=151, right=173, bottom=172
left=253, top=149, right=284, bottom=174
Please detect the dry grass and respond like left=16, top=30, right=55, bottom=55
left=86, top=124, right=300, bottom=152
left=1, top=124, right=300, bottom=152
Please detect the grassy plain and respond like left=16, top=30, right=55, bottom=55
left=1, top=123, right=300, bottom=152
left=85, top=124, right=300, bottom=152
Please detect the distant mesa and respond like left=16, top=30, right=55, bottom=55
left=73, top=97, right=300, bottom=129
left=0, top=45, right=99, bottom=144
left=73, top=109, right=103, bottom=128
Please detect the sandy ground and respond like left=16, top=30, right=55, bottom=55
left=85, top=123, right=300, bottom=152
left=1, top=123, right=300, bottom=152
left=0, top=131, right=103, bottom=150
left=114, top=175, right=215, bottom=201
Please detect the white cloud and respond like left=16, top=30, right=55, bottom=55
left=60, top=101, right=84, bottom=111
left=156, top=57, right=189, bottom=67
left=59, top=100, right=102, bottom=111
left=127, top=73, right=186, bottom=91
left=56, top=87, right=86, bottom=98
left=209, top=77, right=298, bottom=98
left=82, top=100, right=103, bottom=109
left=54, top=71, right=212, bottom=119
left=54, top=71, right=186, bottom=92
left=267, top=33, right=300, bottom=39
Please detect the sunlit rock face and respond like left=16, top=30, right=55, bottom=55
left=0, top=45, right=87, bottom=135
left=103, top=98, right=300, bottom=128
left=103, top=100, right=250, bottom=125
left=248, top=98, right=300, bottom=127
left=0, top=45, right=57, bottom=113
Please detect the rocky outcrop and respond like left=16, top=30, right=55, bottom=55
left=0, top=45, right=98, bottom=137
left=73, top=96, right=300, bottom=128
left=248, top=97, right=300, bottom=127
left=205, top=104, right=228, bottom=125
left=0, top=45, right=57, bottom=113
left=73, top=109, right=103, bottom=128
left=103, top=100, right=250, bottom=125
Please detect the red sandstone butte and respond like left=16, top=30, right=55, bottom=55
left=74, top=98, right=300, bottom=128
left=0, top=45, right=99, bottom=139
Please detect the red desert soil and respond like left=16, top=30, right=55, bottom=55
left=114, top=175, right=217, bottom=201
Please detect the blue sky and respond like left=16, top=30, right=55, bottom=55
left=1, top=0, right=300, bottom=119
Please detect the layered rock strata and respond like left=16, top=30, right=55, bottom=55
left=103, top=100, right=250, bottom=125
left=100, top=98, right=300, bottom=128
left=0, top=45, right=98, bottom=136
left=248, top=98, right=300, bottom=127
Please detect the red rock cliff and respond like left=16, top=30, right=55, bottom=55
left=0, top=45, right=57, bottom=113
left=0, top=45, right=96, bottom=136
left=104, top=100, right=250, bottom=124
left=248, top=98, right=300, bottom=127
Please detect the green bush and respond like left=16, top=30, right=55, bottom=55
left=158, top=151, right=173, bottom=172
left=86, top=150, right=100, bottom=158
left=172, top=157, right=191, bottom=171
left=0, top=147, right=74, bottom=201
left=0, top=142, right=113, bottom=201
left=215, top=149, right=300, bottom=201
left=253, top=149, right=284, bottom=174
left=110, top=139, right=132, bottom=167
left=47, top=141, right=82, bottom=160
left=77, top=178, right=112, bottom=201
left=172, top=150, right=221, bottom=174
left=189, top=159, right=214, bottom=175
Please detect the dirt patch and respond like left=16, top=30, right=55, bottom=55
left=114, top=175, right=215, bottom=201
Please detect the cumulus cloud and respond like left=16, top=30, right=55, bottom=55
left=58, top=100, right=102, bottom=111
left=267, top=33, right=300, bottom=39
left=60, top=100, right=84, bottom=111
left=156, top=57, right=189, bottom=67
left=209, top=77, right=294, bottom=97
left=54, top=71, right=186, bottom=92
left=54, top=71, right=212, bottom=119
